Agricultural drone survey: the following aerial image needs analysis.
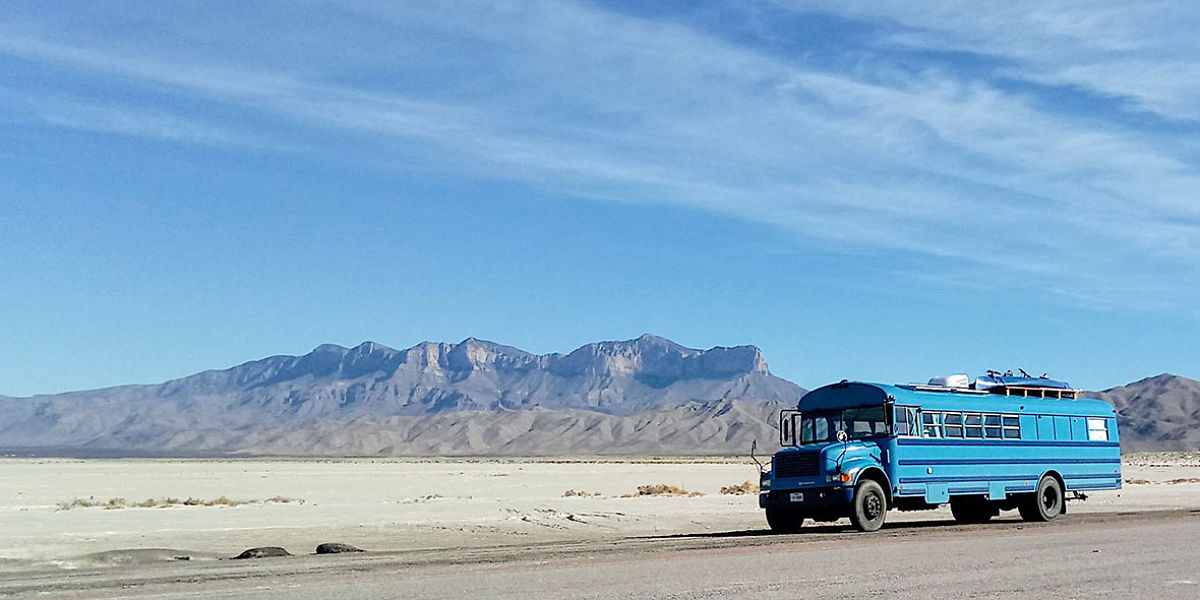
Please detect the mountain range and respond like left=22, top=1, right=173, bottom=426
left=0, top=335, right=803, bottom=456
left=0, top=335, right=1195, bottom=455
left=1091, top=373, right=1200, bottom=452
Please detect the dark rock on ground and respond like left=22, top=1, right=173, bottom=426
left=316, top=542, right=364, bottom=554
left=232, top=546, right=292, bottom=559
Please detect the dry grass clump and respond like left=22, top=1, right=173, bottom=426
left=620, top=484, right=703, bottom=498
left=719, top=480, right=760, bottom=495
left=399, top=494, right=443, bottom=504
left=56, top=495, right=304, bottom=511
left=1123, top=477, right=1200, bottom=486
left=562, top=489, right=602, bottom=497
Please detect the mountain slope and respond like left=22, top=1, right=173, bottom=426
left=1091, top=373, right=1200, bottom=451
left=0, top=335, right=803, bottom=455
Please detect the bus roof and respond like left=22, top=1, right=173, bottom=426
left=798, top=381, right=1116, bottom=417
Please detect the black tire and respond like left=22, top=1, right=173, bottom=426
left=850, top=480, right=887, bottom=532
left=766, top=507, right=805, bottom=533
left=950, top=497, right=996, bottom=524
left=1019, top=476, right=1063, bottom=522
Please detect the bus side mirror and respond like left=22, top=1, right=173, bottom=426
left=837, top=430, right=849, bottom=443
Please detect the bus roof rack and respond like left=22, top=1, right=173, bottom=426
left=899, top=383, right=989, bottom=394
left=899, top=371, right=1081, bottom=399
left=976, top=371, right=1079, bottom=399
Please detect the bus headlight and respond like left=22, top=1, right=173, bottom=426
left=827, top=471, right=855, bottom=483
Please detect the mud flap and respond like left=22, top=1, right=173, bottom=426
left=924, top=484, right=949, bottom=504
left=988, top=482, right=1007, bottom=500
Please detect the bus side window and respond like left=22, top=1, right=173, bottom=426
left=893, top=406, right=918, bottom=436
left=1002, top=415, right=1020, bottom=439
left=1087, top=417, right=1109, bottom=441
left=944, top=412, right=963, bottom=438
left=964, top=413, right=983, bottom=438
left=983, top=414, right=1002, bottom=438
left=922, top=411, right=942, bottom=438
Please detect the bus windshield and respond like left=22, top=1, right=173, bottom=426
left=800, top=406, right=888, bottom=444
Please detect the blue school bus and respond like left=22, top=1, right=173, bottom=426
left=758, top=373, right=1121, bottom=532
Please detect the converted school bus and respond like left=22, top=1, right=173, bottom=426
left=760, top=374, right=1121, bottom=532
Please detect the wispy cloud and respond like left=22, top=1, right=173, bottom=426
left=775, top=1, right=1200, bottom=122
left=0, top=1, right=1196, bottom=311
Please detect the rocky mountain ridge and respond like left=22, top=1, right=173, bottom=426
left=0, top=335, right=802, bottom=455
left=1090, top=373, right=1200, bottom=452
left=1, top=339, right=1196, bottom=455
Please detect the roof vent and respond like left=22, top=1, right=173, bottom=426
left=928, top=374, right=970, bottom=389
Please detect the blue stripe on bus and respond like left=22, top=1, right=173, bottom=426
left=897, top=439, right=1119, bottom=448
left=898, top=473, right=1116, bottom=484
left=898, top=458, right=1121, bottom=466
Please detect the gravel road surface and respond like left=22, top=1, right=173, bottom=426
left=6, top=509, right=1198, bottom=600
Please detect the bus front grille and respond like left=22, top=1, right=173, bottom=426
left=775, top=452, right=820, bottom=478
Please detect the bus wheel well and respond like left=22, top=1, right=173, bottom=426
left=1041, top=470, right=1066, bottom=492
left=857, top=468, right=892, bottom=503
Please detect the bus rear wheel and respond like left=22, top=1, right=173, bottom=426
left=766, top=507, right=806, bottom=533
left=850, top=480, right=887, bottom=532
left=1019, top=476, right=1063, bottom=522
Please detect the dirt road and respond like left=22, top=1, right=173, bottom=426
left=5, top=509, right=1198, bottom=599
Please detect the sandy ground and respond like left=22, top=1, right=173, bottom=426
left=1, top=454, right=1198, bottom=573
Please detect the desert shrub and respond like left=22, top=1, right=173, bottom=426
left=56, top=497, right=100, bottom=511
left=719, top=480, right=760, bottom=495
left=620, top=484, right=703, bottom=497
left=399, top=494, right=444, bottom=504
left=562, top=489, right=602, bottom=497
left=55, top=495, right=304, bottom=510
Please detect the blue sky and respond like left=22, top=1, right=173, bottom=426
left=1, top=1, right=1197, bottom=396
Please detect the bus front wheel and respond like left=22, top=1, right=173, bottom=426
left=850, top=480, right=887, bottom=532
left=1019, top=476, right=1063, bottom=522
left=766, top=507, right=805, bottom=533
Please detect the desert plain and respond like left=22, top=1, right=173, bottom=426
left=1, top=454, right=1199, bottom=598
left=3, top=454, right=1199, bottom=565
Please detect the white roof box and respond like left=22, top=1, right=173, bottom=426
left=928, top=374, right=970, bottom=389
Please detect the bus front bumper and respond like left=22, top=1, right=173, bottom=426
left=759, top=486, right=853, bottom=509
